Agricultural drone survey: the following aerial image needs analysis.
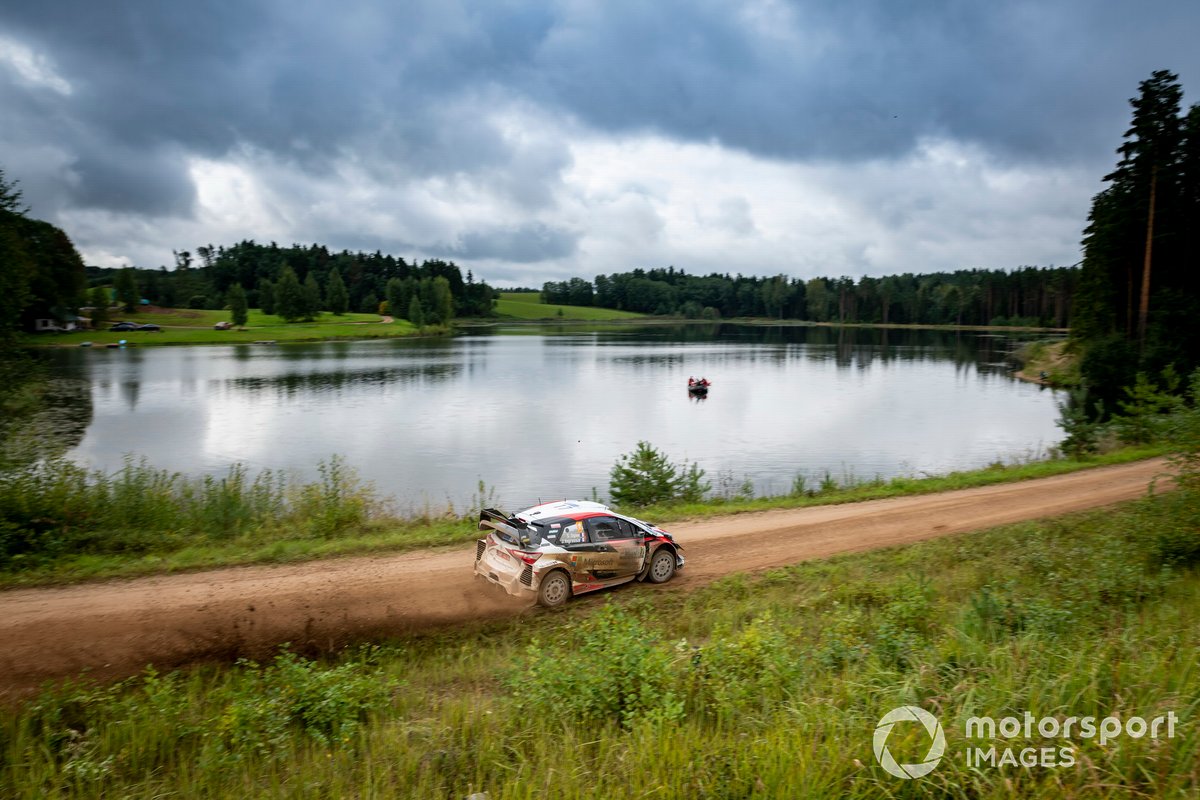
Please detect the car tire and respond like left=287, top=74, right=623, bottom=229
left=536, top=570, right=572, bottom=608
left=646, top=547, right=676, bottom=584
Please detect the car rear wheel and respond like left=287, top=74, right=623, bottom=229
left=647, top=547, right=676, bottom=584
left=537, top=570, right=572, bottom=608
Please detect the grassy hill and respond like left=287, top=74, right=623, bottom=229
left=496, top=291, right=645, bottom=320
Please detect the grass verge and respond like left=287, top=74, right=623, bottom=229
left=2, top=484, right=1196, bottom=797
left=0, top=446, right=1168, bottom=589
left=25, top=308, right=426, bottom=347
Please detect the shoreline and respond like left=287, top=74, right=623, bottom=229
left=23, top=314, right=1072, bottom=349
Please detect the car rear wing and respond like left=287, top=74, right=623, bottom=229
left=478, top=508, right=531, bottom=546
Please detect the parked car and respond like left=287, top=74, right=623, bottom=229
left=213, top=321, right=233, bottom=330
left=108, top=322, right=137, bottom=331
left=135, top=323, right=161, bottom=331
left=474, top=500, right=684, bottom=607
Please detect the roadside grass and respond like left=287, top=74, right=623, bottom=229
left=628, top=443, right=1167, bottom=523
left=496, top=292, right=645, bottom=320
left=26, top=308, right=424, bottom=347
left=2, top=485, right=1197, bottom=798
left=0, top=445, right=1169, bottom=589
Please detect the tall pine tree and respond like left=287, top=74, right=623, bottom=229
left=1074, top=70, right=1199, bottom=410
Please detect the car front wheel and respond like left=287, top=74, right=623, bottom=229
left=537, top=570, right=572, bottom=608
left=646, top=547, right=677, bottom=584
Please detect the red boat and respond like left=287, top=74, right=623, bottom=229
left=687, top=377, right=711, bottom=395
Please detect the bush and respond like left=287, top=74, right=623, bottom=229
left=1113, top=368, right=1183, bottom=444
left=507, top=605, right=684, bottom=727
left=609, top=441, right=710, bottom=507
left=1056, top=388, right=1101, bottom=458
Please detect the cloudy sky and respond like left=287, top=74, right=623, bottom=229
left=1, top=1, right=1197, bottom=287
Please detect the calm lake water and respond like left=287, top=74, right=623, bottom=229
left=47, top=324, right=1063, bottom=512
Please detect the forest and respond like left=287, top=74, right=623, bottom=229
left=84, top=241, right=498, bottom=323
left=542, top=265, right=1078, bottom=327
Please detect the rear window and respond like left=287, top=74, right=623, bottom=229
left=528, top=517, right=586, bottom=546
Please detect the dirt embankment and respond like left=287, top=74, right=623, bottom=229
left=1014, top=339, right=1077, bottom=386
left=0, top=458, right=1171, bottom=699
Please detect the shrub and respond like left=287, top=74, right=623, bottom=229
left=507, top=604, right=684, bottom=727
left=210, top=648, right=396, bottom=760
left=1113, top=368, right=1183, bottom=444
left=609, top=441, right=709, bottom=507
left=1056, top=388, right=1102, bottom=458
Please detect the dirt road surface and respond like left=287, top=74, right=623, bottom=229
left=0, top=458, right=1171, bottom=698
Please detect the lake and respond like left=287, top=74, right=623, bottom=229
left=46, top=324, right=1063, bottom=512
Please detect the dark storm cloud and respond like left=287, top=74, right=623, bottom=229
left=1, top=0, right=1198, bottom=268
left=524, top=0, right=1199, bottom=163
left=443, top=223, right=579, bottom=264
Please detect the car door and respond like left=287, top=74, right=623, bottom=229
left=583, top=516, right=645, bottom=578
left=554, top=521, right=605, bottom=584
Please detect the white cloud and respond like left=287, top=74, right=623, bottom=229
left=0, top=35, right=72, bottom=95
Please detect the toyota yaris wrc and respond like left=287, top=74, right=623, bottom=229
left=473, top=500, right=685, bottom=607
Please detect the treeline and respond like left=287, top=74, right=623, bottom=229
left=85, top=240, right=497, bottom=321
left=1073, top=69, right=1200, bottom=411
left=0, top=169, right=87, bottom=339
left=543, top=265, right=1078, bottom=327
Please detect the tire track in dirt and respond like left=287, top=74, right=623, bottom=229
left=0, top=458, right=1171, bottom=698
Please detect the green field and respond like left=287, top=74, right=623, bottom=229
left=3, top=484, right=1197, bottom=798
left=28, top=308, right=421, bottom=346
left=495, top=291, right=645, bottom=320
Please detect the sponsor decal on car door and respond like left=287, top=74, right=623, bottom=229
left=583, top=517, right=645, bottom=577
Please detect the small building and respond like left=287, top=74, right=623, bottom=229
left=33, top=314, right=91, bottom=332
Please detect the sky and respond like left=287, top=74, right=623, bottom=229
left=1, top=1, right=1198, bottom=288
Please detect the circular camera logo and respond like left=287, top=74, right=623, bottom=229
left=874, top=706, right=946, bottom=779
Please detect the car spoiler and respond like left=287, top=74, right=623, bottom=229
left=478, top=508, right=531, bottom=546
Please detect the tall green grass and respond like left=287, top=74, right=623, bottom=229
left=2, top=485, right=1197, bottom=798
left=0, top=456, right=386, bottom=563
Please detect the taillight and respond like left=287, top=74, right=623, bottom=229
left=506, top=548, right=542, bottom=565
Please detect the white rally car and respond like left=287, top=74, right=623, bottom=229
left=473, top=500, right=685, bottom=607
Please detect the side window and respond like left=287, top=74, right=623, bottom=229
left=584, top=516, right=623, bottom=541
left=556, top=521, right=587, bottom=545
left=616, top=518, right=641, bottom=538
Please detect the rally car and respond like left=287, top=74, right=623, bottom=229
left=473, top=500, right=684, bottom=607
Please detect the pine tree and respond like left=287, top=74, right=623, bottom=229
left=88, top=285, right=110, bottom=326
left=407, top=295, right=424, bottom=328
left=386, top=278, right=408, bottom=320
left=326, top=267, right=348, bottom=315
left=302, top=272, right=322, bottom=320
left=1073, top=70, right=1199, bottom=409
left=609, top=441, right=682, bottom=507
left=227, top=282, right=248, bottom=327
left=274, top=266, right=304, bottom=322
left=258, top=278, right=275, bottom=315
left=114, top=268, right=139, bottom=311
left=430, top=276, right=454, bottom=324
